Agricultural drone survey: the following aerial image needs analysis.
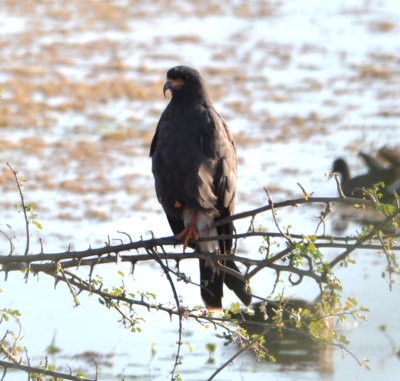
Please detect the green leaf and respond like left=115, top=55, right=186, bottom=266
left=230, top=302, right=241, bottom=314
left=46, top=345, right=61, bottom=355
left=32, top=220, right=43, bottom=230
left=47, top=364, right=56, bottom=371
left=378, top=324, right=387, bottom=332
left=206, top=343, right=217, bottom=353
left=186, top=342, right=194, bottom=353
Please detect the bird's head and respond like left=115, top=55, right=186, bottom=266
left=163, top=66, right=207, bottom=99
left=332, top=158, right=348, bottom=174
left=332, top=158, right=351, bottom=182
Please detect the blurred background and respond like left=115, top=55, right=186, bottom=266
left=1, top=0, right=399, bottom=380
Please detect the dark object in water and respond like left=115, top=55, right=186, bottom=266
left=232, top=299, right=333, bottom=371
left=332, top=157, right=399, bottom=203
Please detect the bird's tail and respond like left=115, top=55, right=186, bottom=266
left=195, top=212, right=224, bottom=309
left=222, top=259, right=252, bottom=306
left=199, top=258, right=224, bottom=309
left=201, top=251, right=251, bottom=308
left=217, top=221, right=252, bottom=306
left=199, top=257, right=251, bottom=309
left=197, top=215, right=251, bottom=309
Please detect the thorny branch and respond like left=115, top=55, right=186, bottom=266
left=1, top=199, right=398, bottom=274
left=0, top=314, right=95, bottom=381
left=0, top=360, right=95, bottom=381
left=1, top=167, right=400, bottom=380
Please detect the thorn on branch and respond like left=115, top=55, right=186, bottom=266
left=297, top=182, right=313, bottom=200
left=247, top=215, right=256, bottom=232
left=88, top=265, right=94, bottom=287
left=129, top=261, right=136, bottom=275
left=117, top=231, right=133, bottom=243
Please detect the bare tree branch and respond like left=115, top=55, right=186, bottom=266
left=0, top=360, right=95, bottom=381
left=1, top=169, right=399, bottom=381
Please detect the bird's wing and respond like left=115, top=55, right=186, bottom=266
left=149, top=125, right=159, bottom=157
left=209, top=110, right=237, bottom=215
left=151, top=104, right=236, bottom=217
left=201, top=110, right=237, bottom=255
left=359, top=152, right=386, bottom=171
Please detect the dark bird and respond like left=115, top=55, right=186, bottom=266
left=358, top=151, right=386, bottom=171
left=150, top=66, right=252, bottom=309
left=332, top=157, right=399, bottom=202
left=379, top=146, right=400, bottom=167
left=360, top=149, right=400, bottom=199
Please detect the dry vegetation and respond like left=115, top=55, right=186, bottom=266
left=1, top=0, right=399, bottom=230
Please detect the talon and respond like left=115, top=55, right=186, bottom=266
left=177, top=225, right=199, bottom=248
left=177, top=210, right=199, bottom=248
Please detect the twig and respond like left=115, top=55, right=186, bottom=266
left=264, top=187, right=293, bottom=244
left=315, top=202, right=332, bottom=236
left=59, top=266, right=80, bottom=307
left=146, top=247, right=183, bottom=381
left=328, top=211, right=400, bottom=270
left=0, top=341, right=21, bottom=364
left=333, top=173, right=346, bottom=198
left=0, top=360, right=95, bottom=381
left=207, top=324, right=272, bottom=380
left=6, top=163, right=30, bottom=256
left=213, top=195, right=387, bottom=228
left=0, top=230, right=15, bottom=256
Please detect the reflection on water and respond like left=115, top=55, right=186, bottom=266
left=233, top=299, right=333, bottom=374
left=332, top=203, right=399, bottom=235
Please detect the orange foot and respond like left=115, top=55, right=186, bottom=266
left=177, top=210, right=199, bottom=249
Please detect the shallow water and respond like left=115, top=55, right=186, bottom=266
left=1, top=0, right=400, bottom=380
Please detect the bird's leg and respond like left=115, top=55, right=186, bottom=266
left=177, top=210, right=199, bottom=249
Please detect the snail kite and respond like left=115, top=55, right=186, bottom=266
left=150, top=66, right=252, bottom=309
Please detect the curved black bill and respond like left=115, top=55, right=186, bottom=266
left=163, top=79, right=173, bottom=98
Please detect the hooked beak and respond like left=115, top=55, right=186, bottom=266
left=163, top=78, right=185, bottom=97
left=163, top=79, right=173, bottom=98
